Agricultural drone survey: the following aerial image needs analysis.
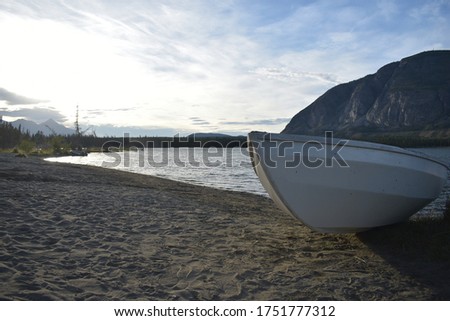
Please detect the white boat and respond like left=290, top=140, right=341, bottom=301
left=247, top=132, right=448, bottom=233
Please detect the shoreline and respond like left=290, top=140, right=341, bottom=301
left=43, top=149, right=450, bottom=217
left=1, top=153, right=450, bottom=300
left=44, top=148, right=269, bottom=197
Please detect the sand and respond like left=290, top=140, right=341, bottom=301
left=0, top=153, right=449, bottom=300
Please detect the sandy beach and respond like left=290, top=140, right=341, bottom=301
left=1, top=153, right=449, bottom=300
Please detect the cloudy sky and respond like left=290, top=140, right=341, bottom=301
left=0, top=0, right=449, bottom=136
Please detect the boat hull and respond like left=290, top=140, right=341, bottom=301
left=248, top=132, right=448, bottom=233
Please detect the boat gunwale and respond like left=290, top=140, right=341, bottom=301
left=248, top=131, right=450, bottom=170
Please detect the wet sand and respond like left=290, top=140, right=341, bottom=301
left=0, top=153, right=449, bottom=300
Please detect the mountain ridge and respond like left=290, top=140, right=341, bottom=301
left=9, top=118, right=75, bottom=136
left=282, top=50, right=450, bottom=138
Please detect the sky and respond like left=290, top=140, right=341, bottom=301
left=0, top=0, right=449, bottom=136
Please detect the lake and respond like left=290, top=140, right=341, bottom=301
left=46, top=148, right=266, bottom=195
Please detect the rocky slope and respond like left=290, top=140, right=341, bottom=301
left=282, top=50, right=450, bottom=137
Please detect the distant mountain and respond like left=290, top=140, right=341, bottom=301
left=10, top=118, right=75, bottom=136
left=282, top=50, right=450, bottom=138
left=10, top=119, right=43, bottom=135
left=40, top=119, right=75, bottom=135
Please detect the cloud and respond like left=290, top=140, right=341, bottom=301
left=409, top=1, right=447, bottom=21
left=85, top=107, right=138, bottom=116
left=0, top=87, right=45, bottom=105
left=0, top=1, right=449, bottom=136
left=0, top=106, right=67, bottom=123
left=190, top=117, right=211, bottom=126
left=220, top=118, right=291, bottom=126
left=251, top=67, right=339, bottom=85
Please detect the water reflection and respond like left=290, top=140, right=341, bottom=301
left=46, top=148, right=267, bottom=195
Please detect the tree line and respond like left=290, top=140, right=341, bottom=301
left=356, top=134, right=450, bottom=148
left=0, top=122, right=248, bottom=155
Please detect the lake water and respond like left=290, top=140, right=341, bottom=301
left=46, top=148, right=266, bottom=195
left=46, top=147, right=450, bottom=217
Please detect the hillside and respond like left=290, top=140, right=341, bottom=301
left=282, top=50, right=450, bottom=138
left=10, top=118, right=75, bottom=136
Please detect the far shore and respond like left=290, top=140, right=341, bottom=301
left=1, top=153, right=449, bottom=300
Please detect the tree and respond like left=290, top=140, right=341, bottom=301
left=51, top=136, right=70, bottom=155
left=18, top=139, right=35, bottom=155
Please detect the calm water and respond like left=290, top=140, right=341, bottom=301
left=46, top=147, right=450, bottom=216
left=46, top=148, right=266, bottom=195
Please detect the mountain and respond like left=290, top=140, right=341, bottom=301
left=10, top=119, right=43, bottom=135
left=40, top=119, right=75, bottom=135
left=10, top=118, right=75, bottom=136
left=282, top=50, right=450, bottom=138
